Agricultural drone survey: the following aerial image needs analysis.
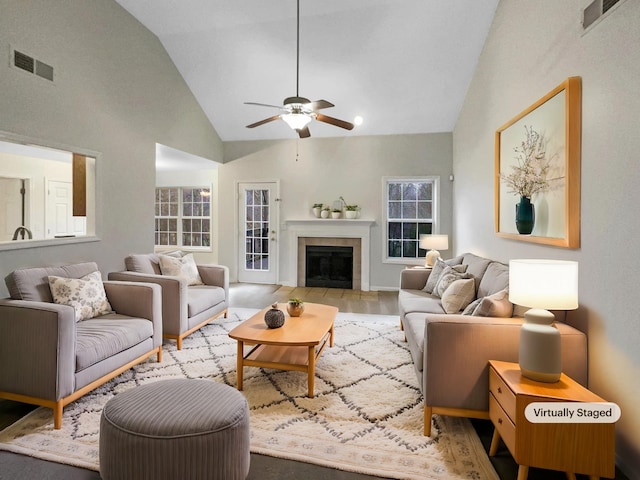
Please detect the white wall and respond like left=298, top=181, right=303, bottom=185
left=220, top=133, right=453, bottom=289
left=453, top=0, right=640, bottom=475
left=0, top=0, right=222, bottom=297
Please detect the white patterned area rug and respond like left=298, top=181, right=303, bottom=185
left=0, top=308, right=498, bottom=480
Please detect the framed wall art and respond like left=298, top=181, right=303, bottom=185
left=495, top=76, right=581, bottom=248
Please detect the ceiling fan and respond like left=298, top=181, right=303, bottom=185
left=245, top=0, right=355, bottom=138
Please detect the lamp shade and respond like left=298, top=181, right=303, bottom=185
left=419, top=234, right=449, bottom=251
left=509, top=259, right=578, bottom=310
left=281, top=113, right=312, bottom=130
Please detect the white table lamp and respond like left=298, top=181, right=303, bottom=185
left=509, top=259, right=579, bottom=383
left=419, top=234, right=449, bottom=267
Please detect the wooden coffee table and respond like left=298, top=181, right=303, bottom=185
left=228, top=303, right=338, bottom=398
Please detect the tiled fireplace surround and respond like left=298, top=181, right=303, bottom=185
left=286, top=219, right=374, bottom=291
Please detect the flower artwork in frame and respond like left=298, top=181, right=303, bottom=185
left=494, top=77, right=581, bottom=248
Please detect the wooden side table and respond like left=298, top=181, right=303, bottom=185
left=488, top=360, right=615, bottom=480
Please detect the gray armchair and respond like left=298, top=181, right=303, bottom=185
left=0, top=262, right=162, bottom=429
left=109, top=253, right=229, bottom=349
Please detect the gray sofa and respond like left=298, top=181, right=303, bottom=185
left=109, top=253, right=229, bottom=349
left=0, top=262, right=162, bottom=429
left=399, top=253, right=588, bottom=436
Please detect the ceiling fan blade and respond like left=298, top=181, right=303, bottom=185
left=306, top=99, right=334, bottom=110
left=246, top=115, right=281, bottom=128
left=297, top=126, right=311, bottom=138
left=245, top=102, right=284, bottom=110
left=315, top=113, right=354, bottom=130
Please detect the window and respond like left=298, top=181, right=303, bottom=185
left=384, top=177, right=439, bottom=262
left=155, top=187, right=211, bottom=249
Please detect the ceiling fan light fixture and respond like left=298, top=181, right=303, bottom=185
left=282, top=112, right=312, bottom=130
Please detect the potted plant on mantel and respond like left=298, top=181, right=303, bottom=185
left=344, top=204, right=360, bottom=219
left=331, top=208, right=342, bottom=219
left=312, top=203, right=324, bottom=218
left=320, top=206, right=330, bottom=218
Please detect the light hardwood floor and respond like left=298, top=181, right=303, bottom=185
left=229, top=283, right=399, bottom=315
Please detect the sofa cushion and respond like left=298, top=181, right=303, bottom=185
left=48, top=271, right=113, bottom=321
left=441, top=278, right=476, bottom=314
left=125, top=254, right=162, bottom=275
left=477, top=262, right=510, bottom=298
left=399, top=289, right=445, bottom=315
left=159, top=254, right=203, bottom=286
left=6, top=262, right=101, bottom=302
left=75, top=317, right=153, bottom=371
left=460, top=253, right=493, bottom=293
left=188, top=286, right=226, bottom=317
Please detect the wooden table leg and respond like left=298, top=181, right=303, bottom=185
left=308, top=345, right=315, bottom=398
left=565, top=473, right=577, bottom=480
left=236, top=341, right=244, bottom=391
left=329, top=324, right=334, bottom=347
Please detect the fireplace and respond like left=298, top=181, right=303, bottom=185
left=305, top=245, right=353, bottom=289
left=297, top=236, right=361, bottom=290
left=286, top=219, right=373, bottom=291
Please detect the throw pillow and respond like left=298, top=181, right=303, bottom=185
left=462, top=298, right=481, bottom=315
left=441, top=278, right=475, bottom=314
left=423, top=259, right=468, bottom=294
left=422, top=258, right=447, bottom=293
left=470, top=288, right=513, bottom=317
left=158, top=253, right=203, bottom=285
left=435, top=265, right=471, bottom=297
left=48, top=271, right=113, bottom=322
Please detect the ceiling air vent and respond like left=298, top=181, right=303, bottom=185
left=583, top=0, right=623, bottom=29
left=11, top=48, right=54, bottom=82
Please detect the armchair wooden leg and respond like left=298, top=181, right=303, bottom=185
left=224, top=310, right=228, bottom=318
left=177, top=336, right=183, bottom=350
left=424, top=405, right=433, bottom=436
left=156, top=346, right=163, bottom=362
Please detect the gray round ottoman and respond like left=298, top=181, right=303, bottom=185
left=99, top=379, right=250, bottom=480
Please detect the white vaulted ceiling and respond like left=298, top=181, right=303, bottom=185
left=115, top=0, right=499, bottom=142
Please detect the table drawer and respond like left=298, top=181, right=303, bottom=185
left=489, top=366, right=516, bottom=422
left=489, top=393, right=516, bottom=455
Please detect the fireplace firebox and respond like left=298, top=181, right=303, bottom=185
left=305, top=245, right=353, bottom=289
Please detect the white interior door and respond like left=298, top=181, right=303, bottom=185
left=46, top=180, right=86, bottom=238
left=237, top=182, right=278, bottom=284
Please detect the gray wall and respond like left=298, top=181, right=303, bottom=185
left=220, top=133, right=453, bottom=289
left=453, top=0, right=640, bottom=476
left=0, top=0, right=222, bottom=297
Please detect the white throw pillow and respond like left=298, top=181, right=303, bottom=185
left=48, top=271, right=113, bottom=322
left=158, top=253, right=203, bottom=285
left=441, top=278, right=476, bottom=314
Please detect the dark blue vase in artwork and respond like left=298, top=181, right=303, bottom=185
left=515, top=196, right=535, bottom=234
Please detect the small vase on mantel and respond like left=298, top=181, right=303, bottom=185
left=515, top=196, right=535, bottom=234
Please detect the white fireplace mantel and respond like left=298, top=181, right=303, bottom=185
left=285, top=219, right=375, bottom=291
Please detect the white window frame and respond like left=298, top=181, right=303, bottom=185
left=154, top=186, right=212, bottom=252
left=382, top=176, right=440, bottom=264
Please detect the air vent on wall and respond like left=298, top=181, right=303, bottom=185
left=11, top=48, right=54, bottom=82
left=582, top=0, right=623, bottom=29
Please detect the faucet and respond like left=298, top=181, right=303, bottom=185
left=12, top=226, right=33, bottom=240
